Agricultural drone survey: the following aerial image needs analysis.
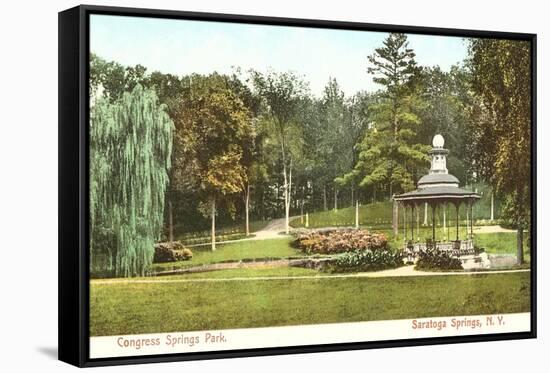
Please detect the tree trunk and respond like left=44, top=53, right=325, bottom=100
left=300, top=199, right=304, bottom=224
left=276, top=182, right=280, bottom=215
left=168, top=199, right=174, bottom=242
left=245, top=184, right=250, bottom=237
left=516, top=188, right=525, bottom=265
left=517, top=226, right=524, bottom=265
left=333, top=188, right=338, bottom=211
left=283, top=160, right=292, bottom=235
left=323, top=185, right=327, bottom=211
left=355, top=200, right=359, bottom=228
left=211, top=197, right=216, bottom=251
left=491, top=192, right=495, bottom=221
left=351, top=185, right=354, bottom=207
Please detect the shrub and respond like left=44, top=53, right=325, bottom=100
left=474, top=245, right=485, bottom=255
left=176, top=248, right=193, bottom=260
left=294, top=229, right=388, bottom=254
left=415, top=249, right=463, bottom=271
left=153, top=242, right=192, bottom=263
left=330, top=249, right=403, bottom=273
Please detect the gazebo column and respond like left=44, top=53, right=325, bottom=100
left=455, top=203, right=460, bottom=241
left=410, top=204, right=414, bottom=242
left=470, top=201, right=474, bottom=239
left=423, top=203, right=428, bottom=226
left=443, top=203, right=446, bottom=241
left=416, top=203, right=420, bottom=242
left=466, top=205, right=469, bottom=237
left=431, top=204, right=436, bottom=242
left=402, top=202, right=407, bottom=242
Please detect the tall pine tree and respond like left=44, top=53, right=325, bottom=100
left=352, top=33, right=429, bottom=199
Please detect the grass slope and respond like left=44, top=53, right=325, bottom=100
left=475, top=232, right=530, bottom=260
left=91, top=271, right=530, bottom=336
left=291, top=199, right=501, bottom=230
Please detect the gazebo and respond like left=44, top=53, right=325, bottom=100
left=393, top=134, right=482, bottom=261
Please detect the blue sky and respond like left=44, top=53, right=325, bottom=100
left=90, top=15, right=468, bottom=97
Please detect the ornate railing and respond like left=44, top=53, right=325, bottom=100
left=405, top=239, right=475, bottom=258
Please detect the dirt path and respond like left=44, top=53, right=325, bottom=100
left=474, top=225, right=516, bottom=234
left=93, top=266, right=530, bottom=285
left=186, top=216, right=299, bottom=247
left=253, top=216, right=299, bottom=240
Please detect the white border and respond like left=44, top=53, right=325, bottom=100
left=90, top=313, right=531, bottom=358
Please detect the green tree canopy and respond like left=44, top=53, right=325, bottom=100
left=171, top=73, right=255, bottom=250
left=348, top=33, right=430, bottom=199
left=467, top=38, right=531, bottom=263
left=90, top=84, right=174, bottom=277
left=249, top=70, right=309, bottom=233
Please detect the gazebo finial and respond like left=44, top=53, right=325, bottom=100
left=432, top=134, right=445, bottom=148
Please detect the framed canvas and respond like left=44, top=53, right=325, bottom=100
left=58, top=4, right=537, bottom=367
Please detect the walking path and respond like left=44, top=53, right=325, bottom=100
left=93, top=266, right=530, bottom=285
left=186, top=216, right=299, bottom=247
left=473, top=225, right=516, bottom=233
left=253, top=216, right=299, bottom=240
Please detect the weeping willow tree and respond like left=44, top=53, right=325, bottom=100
left=90, top=84, right=174, bottom=277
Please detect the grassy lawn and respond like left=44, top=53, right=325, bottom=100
left=90, top=271, right=530, bottom=336
left=290, top=199, right=497, bottom=230
left=153, top=238, right=300, bottom=272
left=174, top=220, right=269, bottom=245
left=116, top=267, right=323, bottom=281
left=291, top=202, right=392, bottom=229
left=475, top=232, right=530, bottom=260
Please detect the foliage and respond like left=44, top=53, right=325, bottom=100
left=466, top=38, right=531, bottom=263
left=90, top=53, right=149, bottom=103
left=172, top=74, right=253, bottom=198
left=90, top=84, right=173, bottom=277
left=249, top=70, right=310, bottom=233
left=171, top=73, right=256, bottom=249
left=330, top=248, right=403, bottom=272
left=415, top=249, right=463, bottom=271
left=294, top=229, right=388, bottom=254
left=346, top=33, right=430, bottom=199
left=417, top=66, right=472, bottom=183
left=153, top=242, right=193, bottom=263
left=88, top=32, right=531, bottom=274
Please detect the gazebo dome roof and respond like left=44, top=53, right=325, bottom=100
left=394, top=186, right=480, bottom=204
left=418, top=173, right=459, bottom=187
left=393, top=133, right=480, bottom=204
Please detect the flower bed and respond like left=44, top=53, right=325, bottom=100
left=294, top=228, right=388, bottom=254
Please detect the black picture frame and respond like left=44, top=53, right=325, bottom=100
left=58, top=4, right=537, bottom=367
